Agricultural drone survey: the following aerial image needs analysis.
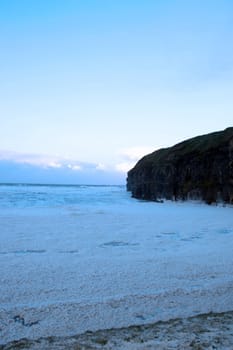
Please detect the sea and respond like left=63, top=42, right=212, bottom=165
left=0, top=183, right=233, bottom=345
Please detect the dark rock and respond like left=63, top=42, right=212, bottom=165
left=127, top=127, right=233, bottom=204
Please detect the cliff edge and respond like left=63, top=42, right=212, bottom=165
left=127, top=127, right=233, bottom=204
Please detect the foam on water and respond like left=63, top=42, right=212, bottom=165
left=0, top=183, right=128, bottom=209
left=0, top=184, right=233, bottom=344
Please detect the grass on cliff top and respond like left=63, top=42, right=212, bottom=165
left=131, top=127, right=233, bottom=171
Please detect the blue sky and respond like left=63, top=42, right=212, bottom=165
left=0, top=0, right=233, bottom=184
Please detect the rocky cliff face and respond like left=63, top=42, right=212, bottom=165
left=127, top=128, right=233, bottom=204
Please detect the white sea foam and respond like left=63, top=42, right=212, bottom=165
left=0, top=184, right=233, bottom=344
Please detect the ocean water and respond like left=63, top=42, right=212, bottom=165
left=0, top=184, right=233, bottom=344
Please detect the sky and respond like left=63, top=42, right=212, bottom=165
left=0, top=0, right=233, bottom=184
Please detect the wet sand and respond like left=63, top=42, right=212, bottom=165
left=1, top=310, right=233, bottom=350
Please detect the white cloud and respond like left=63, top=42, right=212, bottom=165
left=68, top=164, right=82, bottom=171
left=0, top=150, right=85, bottom=171
left=0, top=151, right=63, bottom=168
left=47, top=162, right=62, bottom=168
left=115, top=146, right=155, bottom=173
left=119, top=146, right=155, bottom=162
left=0, top=147, right=155, bottom=177
left=0, top=150, right=128, bottom=185
left=115, top=162, right=135, bottom=173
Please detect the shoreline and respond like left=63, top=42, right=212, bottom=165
left=1, top=310, right=233, bottom=349
left=1, top=277, right=233, bottom=345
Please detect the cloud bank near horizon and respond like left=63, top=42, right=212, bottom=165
left=0, top=151, right=121, bottom=185
left=0, top=147, right=154, bottom=185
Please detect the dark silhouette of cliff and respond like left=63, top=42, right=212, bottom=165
left=127, top=128, right=233, bottom=204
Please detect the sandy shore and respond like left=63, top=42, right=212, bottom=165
left=1, top=196, right=233, bottom=349
left=1, top=310, right=233, bottom=350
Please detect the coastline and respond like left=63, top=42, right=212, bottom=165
left=1, top=310, right=233, bottom=349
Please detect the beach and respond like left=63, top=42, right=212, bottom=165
left=0, top=185, right=233, bottom=348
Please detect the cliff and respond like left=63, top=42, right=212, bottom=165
left=127, top=127, right=233, bottom=204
